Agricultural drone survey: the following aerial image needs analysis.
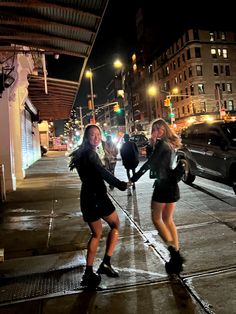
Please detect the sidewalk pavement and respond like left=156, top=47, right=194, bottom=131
left=0, top=151, right=235, bottom=314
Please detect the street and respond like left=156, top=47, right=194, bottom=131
left=0, top=152, right=235, bottom=314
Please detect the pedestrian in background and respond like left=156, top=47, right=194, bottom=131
left=120, top=133, right=139, bottom=194
left=130, top=118, right=185, bottom=275
left=69, top=124, right=129, bottom=288
left=103, top=135, right=118, bottom=190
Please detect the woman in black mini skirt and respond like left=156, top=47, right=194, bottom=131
left=131, top=118, right=185, bottom=275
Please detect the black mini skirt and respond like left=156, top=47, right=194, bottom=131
left=152, top=181, right=180, bottom=203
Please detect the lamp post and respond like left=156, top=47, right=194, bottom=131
left=86, top=62, right=121, bottom=125
left=113, top=59, right=135, bottom=133
left=85, top=68, right=96, bottom=124
left=147, top=85, right=158, bottom=122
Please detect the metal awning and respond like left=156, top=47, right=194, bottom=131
left=0, top=0, right=109, bottom=120
left=28, top=75, right=79, bottom=120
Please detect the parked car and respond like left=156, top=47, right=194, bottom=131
left=129, top=134, right=149, bottom=157
left=129, top=134, right=149, bottom=148
left=176, top=119, right=236, bottom=193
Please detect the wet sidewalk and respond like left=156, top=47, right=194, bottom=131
left=0, top=151, right=235, bottom=313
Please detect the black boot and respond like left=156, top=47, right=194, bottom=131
left=165, top=246, right=185, bottom=275
left=97, top=262, right=119, bottom=277
left=80, top=271, right=101, bottom=288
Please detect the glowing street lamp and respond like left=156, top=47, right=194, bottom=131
left=85, top=68, right=96, bottom=124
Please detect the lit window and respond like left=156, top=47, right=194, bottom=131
left=222, top=49, right=228, bottom=59
left=209, top=32, right=215, bottom=41
left=198, top=84, right=205, bottom=94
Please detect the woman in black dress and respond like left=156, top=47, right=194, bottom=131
left=69, top=124, right=128, bottom=287
left=130, top=118, right=185, bottom=274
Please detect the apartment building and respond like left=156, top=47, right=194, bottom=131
left=150, top=29, right=236, bottom=129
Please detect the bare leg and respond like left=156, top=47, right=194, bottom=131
left=87, top=220, right=103, bottom=266
left=103, top=211, right=120, bottom=256
left=151, top=201, right=179, bottom=250
left=97, top=211, right=120, bottom=277
left=162, top=203, right=179, bottom=250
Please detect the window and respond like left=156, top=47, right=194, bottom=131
left=222, top=49, right=228, bottom=59
left=196, top=65, right=202, bottom=76
left=188, top=66, right=192, bottom=77
left=211, top=48, right=217, bottom=58
left=186, top=49, right=191, bottom=60
left=195, top=47, right=201, bottom=58
left=182, top=53, right=185, bottom=63
left=226, top=83, right=232, bottom=92
left=166, top=66, right=170, bottom=75
left=177, top=57, right=180, bottom=67
left=209, top=32, right=215, bottom=41
left=228, top=100, right=234, bottom=111
left=221, top=32, right=226, bottom=40
left=198, top=84, right=205, bottom=94
left=213, top=65, right=219, bottom=76
left=207, top=128, right=222, bottom=146
left=179, top=73, right=182, bottom=83
left=225, top=65, right=230, bottom=76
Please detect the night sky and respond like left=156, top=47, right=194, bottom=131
left=48, top=1, right=236, bottom=114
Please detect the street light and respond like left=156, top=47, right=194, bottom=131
left=85, top=62, right=122, bottom=125
left=147, top=85, right=181, bottom=125
left=113, top=58, right=136, bottom=133
left=85, top=68, right=96, bottom=124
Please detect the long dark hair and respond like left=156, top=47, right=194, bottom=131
left=69, top=124, right=103, bottom=170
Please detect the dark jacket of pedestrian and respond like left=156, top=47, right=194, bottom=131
left=120, top=134, right=139, bottom=170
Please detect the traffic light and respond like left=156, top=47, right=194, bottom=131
left=164, top=98, right=171, bottom=107
left=113, top=103, right=121, bottom=113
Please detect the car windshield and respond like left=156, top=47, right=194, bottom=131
left=221, top=123, right=236, bottom=146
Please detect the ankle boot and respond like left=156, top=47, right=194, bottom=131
left=165, top=246, right=185, bottom=275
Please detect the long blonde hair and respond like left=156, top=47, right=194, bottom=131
left=151, top=118, right=182, bottom=150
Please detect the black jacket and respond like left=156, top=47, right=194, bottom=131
left=70, top=147, right=127, bottom=193
left=120, top=141, right=139, bottom=170
left=131, top=139, right=175, bottom=185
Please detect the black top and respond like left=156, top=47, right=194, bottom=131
left=131, top=139, right=175, bottom=185
left=72, top=147, right=127, bottom=192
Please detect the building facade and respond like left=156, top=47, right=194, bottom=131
left=150, top=29, right=236, bottom=130
left=124, top=29, right=236, bottom=134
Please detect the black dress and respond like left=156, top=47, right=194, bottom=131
left=72, top=147, right=127, bottom=222
left=131, top=139, right=180, bottom=203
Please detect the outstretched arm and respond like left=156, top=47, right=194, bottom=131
left=130, top=140, right=163, bottom=183
left=89, top=150, right=127, bottom=191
